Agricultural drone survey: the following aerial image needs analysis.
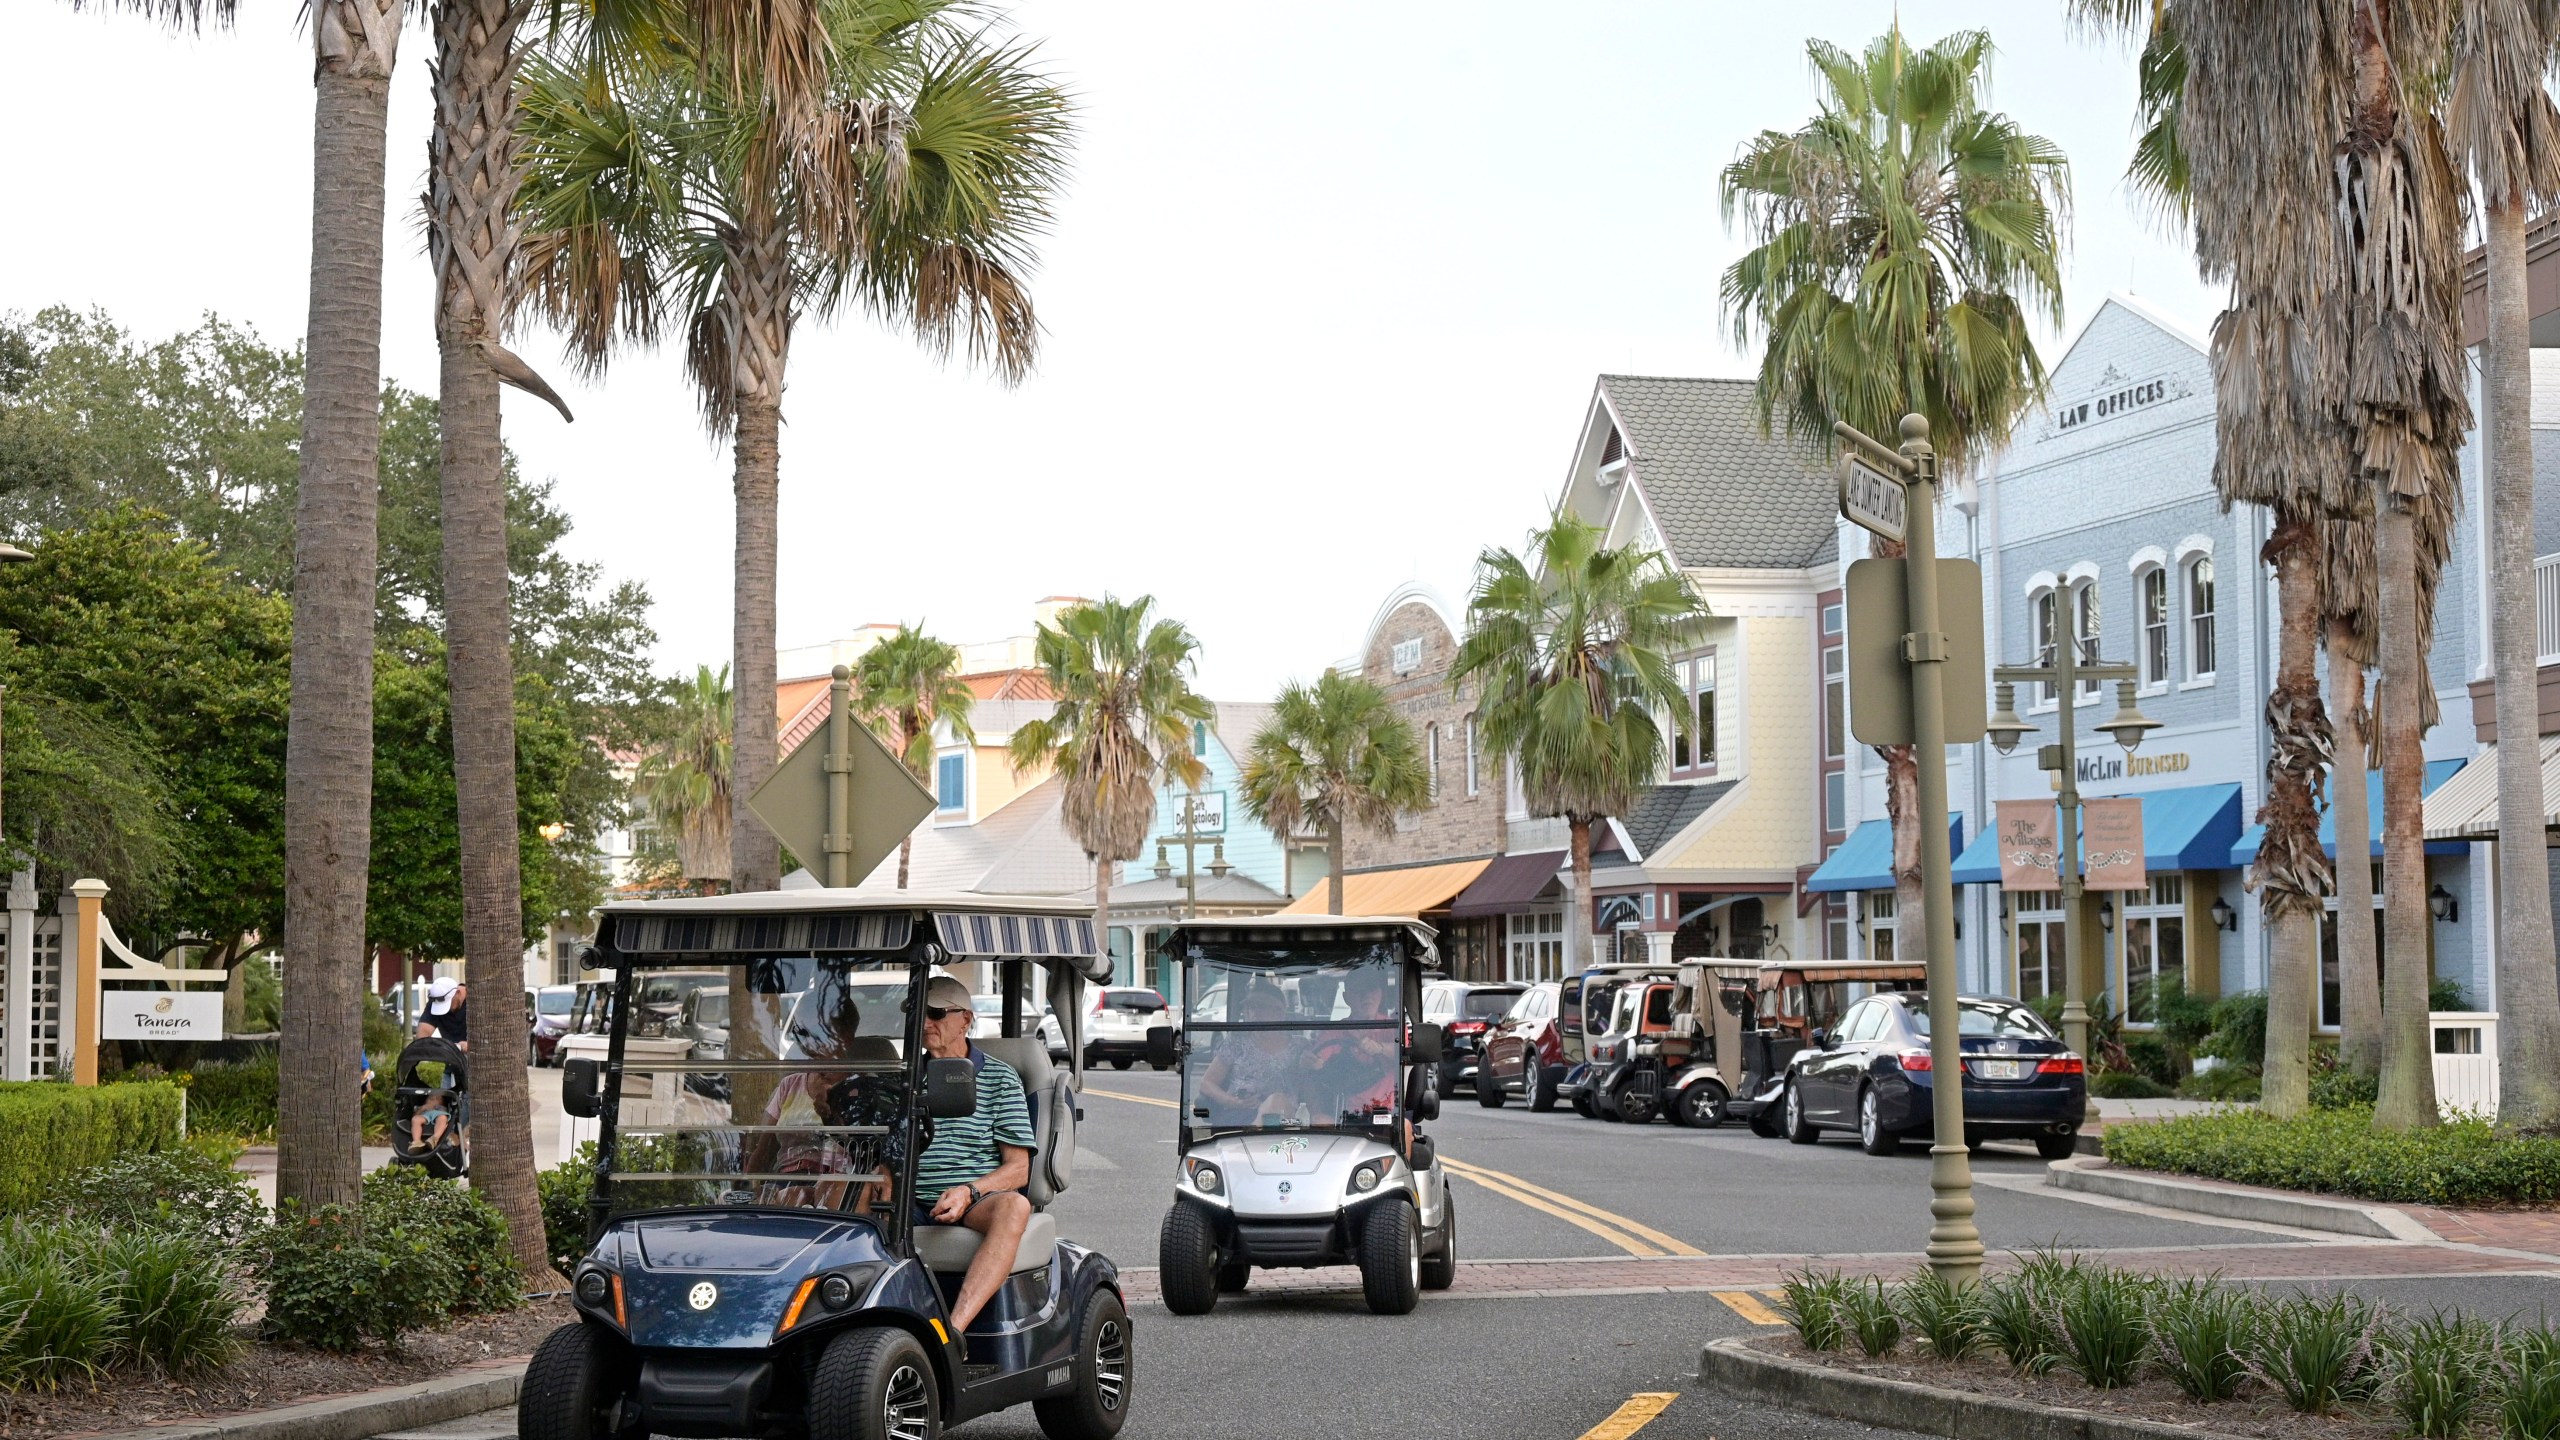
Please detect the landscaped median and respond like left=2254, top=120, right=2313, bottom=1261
left=1696, top=1258, right=2560, bottom=1440
left=2100, top=1104, right=2560, bottom=1209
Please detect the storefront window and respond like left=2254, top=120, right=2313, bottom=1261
left=1506, top=911, right=1564, bottom=983
left=2012, top=890, right=2063, bottom=1002
left=1865, top=891, right=1896, bottom=963
left=2122, top=875, right=2185, bottom=1023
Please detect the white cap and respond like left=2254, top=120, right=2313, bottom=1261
left=425, top=977, right=461, bottom=1014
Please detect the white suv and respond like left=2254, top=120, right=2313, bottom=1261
left=1086, top=986, right=1176, bottom=1070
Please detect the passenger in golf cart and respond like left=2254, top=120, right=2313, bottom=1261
left=530, top=892, right=1131, bottom=1440
left=389, top=1035, right=468, bottom=1179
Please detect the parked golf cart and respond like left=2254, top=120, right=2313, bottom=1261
left=1147, top=916, right=1455, bottom=1317
left=1552, top=962, right=1680, bottom=1119
left=1729, top=960, right=1927, bottom=1136
left=531, top=891, right=1131, bottom=1440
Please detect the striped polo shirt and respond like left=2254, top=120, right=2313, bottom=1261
left=914, top=1046, right=1035, bottom=1195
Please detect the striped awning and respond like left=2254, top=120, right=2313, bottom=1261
left=612, top=910, right=912, bottom=955
left=933, top=910, right=1100, bottom=959
left=2422, top=736, right=2560, bottom=840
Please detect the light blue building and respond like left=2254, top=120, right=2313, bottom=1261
left=1104, top=702, right=1297, bottom=991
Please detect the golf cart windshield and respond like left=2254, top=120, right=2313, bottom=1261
left=1179, top=941, right=1405, bottom=1137
left=598, top=956, right=915, bottom=1220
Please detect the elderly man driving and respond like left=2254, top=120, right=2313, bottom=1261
left=913, top=974, right=1037, bottom=1334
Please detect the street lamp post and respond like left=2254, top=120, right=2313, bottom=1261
left=1984, top=602, right=2158, bottom=1094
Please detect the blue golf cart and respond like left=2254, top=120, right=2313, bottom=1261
left=529, top=891, right=1129, bottom=1440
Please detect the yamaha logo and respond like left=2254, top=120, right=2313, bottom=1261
left=687, top=1282, right=718, bottom=1311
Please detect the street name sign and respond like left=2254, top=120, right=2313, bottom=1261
left=1845, top=556, right=1987, bottom=746
left=748, top=709, right=935, bottom=888
left=1838, top=452, right=1908, bottom=544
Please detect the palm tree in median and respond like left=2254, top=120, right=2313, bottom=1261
left=1719, top=23, right=2067, bottom=966
left=854, top=625, right=976, bottom=889
left=635, top=665, right=736, bottom=889
left=1007, top=598, right=1212, bottom=969
left=519, top=0, right=1072, bottom=894
left=1449, top=515, right=1709, bottom=973
left=1239, top=671, right=1429, bottom=916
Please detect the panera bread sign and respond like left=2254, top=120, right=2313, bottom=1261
left=103, top=991, right=223, bottom=1040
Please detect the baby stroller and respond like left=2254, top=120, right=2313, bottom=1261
left=389, top=1035, right=469, bottom=1179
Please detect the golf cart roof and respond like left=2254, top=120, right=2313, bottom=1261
left=1156, top=914, right=1437, bottom=956
left=1757, top=959, right=1929, bottom=989
left=597, top=889, right=1107, bottom=981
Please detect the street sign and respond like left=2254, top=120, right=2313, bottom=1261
left=1838, top=452, right=1908, bottom=544
left=1845, top=557, right=1987, bottom=746
left=748, top=701, right=935, bottom=888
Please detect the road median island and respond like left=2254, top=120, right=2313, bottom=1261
left=2044, top=1155, right=2439, bottom=1242
left=64, top=1359, right=528, bottom=1440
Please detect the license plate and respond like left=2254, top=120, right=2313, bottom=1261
left=1978, top=1060, right=2022, bottom=1080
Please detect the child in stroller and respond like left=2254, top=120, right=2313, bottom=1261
left=390, top=1035, right=470, bottom=1179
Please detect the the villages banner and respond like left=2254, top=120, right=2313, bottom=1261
left=1995, top=801, right=2061, bottom=892
left=2082, top=797, right=2149, bottom=891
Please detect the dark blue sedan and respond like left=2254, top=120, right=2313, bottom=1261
left=1777, top=993, right=2086, bottom=1159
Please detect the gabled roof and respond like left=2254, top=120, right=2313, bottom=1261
left=1596, top=376, right=1836, bottom=571
left=1616, top=780, right=1738, bottom=861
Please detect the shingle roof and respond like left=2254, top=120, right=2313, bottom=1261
left=1598, top=376, right=1836, bottom=570
left=1618, top=780, right=1737, bottom=860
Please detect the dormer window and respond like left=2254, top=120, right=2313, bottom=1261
left=1596, top=426, right=1628, bottom=487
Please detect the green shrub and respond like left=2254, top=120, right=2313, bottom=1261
left=2147, top=1276, right=2256, bottom=1402
left=2052, top=1267, right=2154, bottom=1389
left=2309, top=1049, right=2380, bottom=1111
left=1979, top=1253, right=2078, bottom=1374
left=2387, top=1312, right=2499, bottom=1439
left=89, top=1225, right=246, bottom=1375
left=1840, top=1276, right=1900, bottom=1357
left=2198, top=991, right=2268, bottom=1068
left=256, top=1169, right=523, bottom=1352
left=0, top=1223, right=119, bottom=1391
left=2106, top=1106, right=2560, bottom=1207
left=2431, top=975, right=2470, bottom=1014
left=362, top=1166, right=522, bottom=1315
left=2251, top=1293, right=2384, bottom=1414
left=1776, top=1270, right=1850, bottom=1353
left=1895, top=1270, right=1981, bottom=1361
left=539, top=1144, right=598, bottom=1274
left=2120, top=1032, right=2180, bottom=1088
left=0, top=1080, right=183, bottom=1213
left=47, top=1146, right=265, bottom=1252
left=2176, top=1064, right=2261, bottom=1103
left=2504, top=1329, right=2560, bottom=1440
left=2091, top=1071, right=2173, bottom=1100
left=181, top=1057, right=280, bottom=1139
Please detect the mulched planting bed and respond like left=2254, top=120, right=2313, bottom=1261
left=0, top=1296, right=568, bottom=1440
left=1754, top=1331, right=2403, bottom=1440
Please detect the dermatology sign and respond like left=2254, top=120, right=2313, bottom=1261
left=1995, top=801, right=2060, bottom=893
left=101, top=991, right=223, bottom=1041
left=2081, top=798, right=2148, bottom=891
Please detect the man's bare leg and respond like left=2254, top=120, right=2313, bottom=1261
left=946, top=1192, right=1032, bottom=1333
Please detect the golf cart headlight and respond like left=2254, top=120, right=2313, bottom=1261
left=1189, top=1160, right=1221, bottom=1194
left=818, top=1273, right=855, bottom=1310
left=1350, top=1163, right=1381, bottom=1194
left=575, top=1268, right=611, bottom=1307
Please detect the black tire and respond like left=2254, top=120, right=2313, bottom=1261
left=1748, top=1104, right=1783, bottom=1139
left=517, top=1322, right=632, bottom=1440
left=1032, top=1288, right=1131, bottom=1440
left=1419, top=1189, right=1456, bottom=1291
left=808, top=1325, right=937, bottom=1440
left=1783, top=1080, right=1821, bottom=1144
left=1109, top=1057, right=1132, bottom=1071
left=1613, top=1080, right=1658, bottom=1126
left=1526, top=1062, right=1558, bottom=1112
left=1216, top=1261, right=1250, bottom=1293
left=1150, top=1061, right=1172, bottom=1072
left=1358, top=1200, right=1421, bottom=1315
left=1676, top=1081, right=1728, bottom=1130
left=2034, top=1131, right=2080, bottom=1161
left=1475, top=1070, right=1507, bottom=1108
left=1572, top=1089, right=1598, bottom=1120
left=1857, top=1085, right=1900, bottom=1156
left=1157, top=1201, right=1220, bottom=1316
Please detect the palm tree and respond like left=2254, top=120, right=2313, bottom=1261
left=1238, top=671, right=1429, bottom=916
left=2320, top=524, right=2382, bottom=1077
left=2449, top=0, right=2560, bottom=1133
left=1006, top=598, right=1211, bottom=966
left=1719, top=24, right=2067, bottom=962
left=519, top=0, right=1072, bottom=894
left=635, top=665, right=735, bottom=887
left=852, top=624, right=976, bottom=889
left=1449, top=515, right=1710, bottom=971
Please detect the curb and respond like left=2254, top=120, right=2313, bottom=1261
left=1695, top=1335, right=2249, bottom=1440
left=2044, top=1156, right=2441, bottom=1242
left=76, top=1359, right=526, bottom=1440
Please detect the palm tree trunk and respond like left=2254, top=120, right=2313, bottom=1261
left=1326, top=817, right=1345, bottom=916
left=2327, top=623, right=2381, bottom=1077
left=1092, top=853, right=1114, bottom=983
left=279, top=0, right=403, bottom=1213
left=2485, top=196, right=2560, bottom=1133
left=2258, top=513, right=2330, bottom=1119
left=729, top=391, right=783, bottom=891
left=2374, top=503, right=2440, bottom=1129
left=897, top=834, right=912, bottom=890
left=1565, top=816, right=1591, bottom=971
left=1882, top=743, right=1924, bottom=965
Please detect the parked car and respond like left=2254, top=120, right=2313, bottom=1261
left=1422, top=980, right=1524, bottom=1097
left=970, top=993, right=1072, bottom=1064
left=1086, top=985, right=1175, bottom=1069
left=1479, top=981, right=1565, bottom=1109
left=1777, top=992, right=2086, bottom=1159
left=529, top=984, right=575, bottom=1065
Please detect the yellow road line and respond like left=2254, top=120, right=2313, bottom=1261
left=1440, top=1157, right=1706, bottom=1257
left=1442, top=1167, right=1663, bottom=1258
left=1576, top=1392, right=1678, bottom=1440
left=1710, top=1289, right=1787, bottom=1325
left=1080, top=1086, right=1178, bottom=1109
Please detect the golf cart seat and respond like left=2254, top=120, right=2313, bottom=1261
left=912, top=1035, right=1076, bottom=1276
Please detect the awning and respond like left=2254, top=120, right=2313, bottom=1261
left=1273, top=857, right=1494, bottom=918
left=1447, top=850, right=1566, bottom=917
left=2229, top=758, right=2468, bottom=864
left=1950, top=782, right=2244, bottom=884
left=2421, top=736, right=2560, bottom=840
left=1805, top=818, right=1964, bottom=894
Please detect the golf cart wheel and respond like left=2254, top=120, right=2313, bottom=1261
left=1614, top=1082, right=1658, bottom=1126
left=1783, top=1081, right=1820, bottom=1144
left=1215, top=1261, right=1250, bottom=1293
left=1032, top=1288, right=1131, bottom=1440
left=1358, top=1200, right=1421, bottom=1315
left=809, top=1324, right=939, bottom=1440
left=2035, top=1131, right=2080, bottom=1161
left=1419, top=1190, right=1456, bottom=1291
left=1748, top=1104, right=1783, bottom=1138
left=1109, top=1057, right=1131, bottom=1071
left=518, top=1322, right=634, bottom=1440
left=1857, top=1085, right=1900, bottom=1156
left=1677, top=1081, right=1729, bottom=1130
left=1157, top=1201, right=1220, bottom=1316
left=1475, top=1071, right=1507, bottom=1108
left=1526, top=1064, right=1557, bottom=1112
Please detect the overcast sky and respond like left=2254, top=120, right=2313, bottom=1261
left=3, top=2, right=2218, bottom=700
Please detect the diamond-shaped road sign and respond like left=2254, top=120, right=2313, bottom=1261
left=747, top=713, right=934, bottom=888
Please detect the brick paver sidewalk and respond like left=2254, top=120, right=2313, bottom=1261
left=2404, top=1206, right=2560, bottom=1257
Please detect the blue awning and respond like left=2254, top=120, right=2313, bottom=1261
left=2229, top=758, right=2468, bottom=865
left=1806, top=817, right=1964, bottom=894
left=1950, top=782, right=2244, bottom=885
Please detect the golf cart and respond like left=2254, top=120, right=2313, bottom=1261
left=1730, top=960, right=1927, bottom=1136
left=531, top=891, right=1132, bottom=1440
left=1553, top=962, right=1681, bottom=1118
left=1146, top=916, right=1455, bottom=1317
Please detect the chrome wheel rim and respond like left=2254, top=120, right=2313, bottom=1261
left=883, top=1362, right=931, bottom=1440
left=1094, top=1318, right=1128, bottom=1412
left=1861, top=1091, right=1878, bottom=1145
left=1405, top=1214, right=1420, bottom=1291
left=1785, top=1085, right=1801, bottom=1131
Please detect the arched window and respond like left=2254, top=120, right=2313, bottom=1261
left=2186, top=556, right=2217, bottom=680
left=2031, top=589, right=2059, bottom=705
left=1464, top=715, right=1480, bottom=796
left=2073, top=579, right=2102, bottom=701
left=2138, top=565, right=2170, bottom=689
left=1426, top=722, right=1440, bottom=799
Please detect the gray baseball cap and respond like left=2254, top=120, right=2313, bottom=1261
left=924, top=974, right=975, bottom=1013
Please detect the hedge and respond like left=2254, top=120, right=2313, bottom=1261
left=2105, top=1104, right=2560, bottom=1208
left=0, top=1081, right=184, bottom=1213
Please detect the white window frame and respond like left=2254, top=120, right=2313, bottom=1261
left=2129, top=547, right=2171, bottom=695
left=2120, top=874, right=2187, bottom=1026
left=1823, top=644, right=1846, bottom=760
left=1863, top=890, right=1898, bottom=963
left=1506, top=910, right=1565, bottom=984
left=934, top=750, right=968, bottom=816
left=1426, top=722, right=1440, bottom=799
left=2069, top=567, right=2102, bottom=704
left=1464, top=715, right=1480, bottom=797
left=2029, top=587, right=2060, bottom=712
left=2181, top=545, right=2218, bottom=687
left=2010, top=889, right=2064, bottom=1003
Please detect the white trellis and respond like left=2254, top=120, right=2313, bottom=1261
left=1, top=871, right=68, bottom=1081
